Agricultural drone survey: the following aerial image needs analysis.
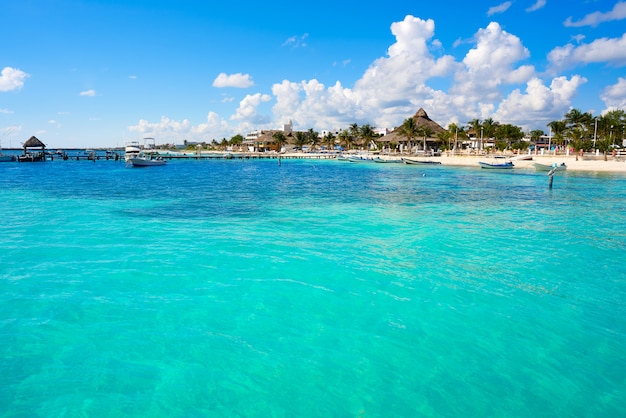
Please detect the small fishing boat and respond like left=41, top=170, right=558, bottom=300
left=534, top=162, right=566, bottom=172
left=0, top=141, right=15, bottom=162
left=373, top=157, right=403, bottom=163
left=478, top=160, right=514, bottom=169
left=402, top=157, right=442, bottom=165
left=127, top=152, right=166, bottom=167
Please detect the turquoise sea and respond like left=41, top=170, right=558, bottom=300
left=1, top=158, right=625, bottom=417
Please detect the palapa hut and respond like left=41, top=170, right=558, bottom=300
left=383, top=108, right=446, bottom=153
left=18, top=136, right=47, bottom=162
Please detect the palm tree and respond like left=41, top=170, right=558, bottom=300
left=564, top=108, right=593, bottom=146
left=294, top=131, right=308, bottom=150
left=307, top=128, right=320, bottom=151
left=359, top=124, right=377, bottom=150
left=468, top=118, right=482, bottom=150
left=596, top=136, right=611, bottom=161
left=529, top=129, right=544, bottom=152
left=547, top=120, right=566, bottom=149
left=397, top=118, right=419, bottom=153
left=272, top=131, right=287, bottom=152
left=349, top=123, right=360, bottom=146
left=481, top=118, right=498, bottom=151
left=337, top=129, right=352, bottom=150
left=420, top=126, right=435, bottom=153
left=323, top=131, right=336, bottom=151
left=447, top=123, right=466, bottom=152
left=437, top=131, right=451, bottom=151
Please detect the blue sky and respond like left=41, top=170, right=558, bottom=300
left=1, top=0, right=625, bottom=148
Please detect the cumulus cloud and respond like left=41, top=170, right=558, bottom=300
left=0, top=108, right=14, bottom=114
left=494, top=75, right=587, bottom=125
left=487, top=1, right=512, bottom=16
left=548, top=33, right=626, bottom=71
left=565, top=1, right=626, bottom=27
left=0, top=67, right=29, bottom=92
left=601, top=77, right=626, bottom=110
left=526, top=0, right=546, bottom=12
left=130, top=14, right=590, bottom=141
left=230, top=93, right=272, bottom=124
left=452, top=22, right=533, bottom=105
left=80, top=89, right=96, bottom=97
left=212, top=72, right=254, bottom=88
left=129, top=116, right=191, bottom=135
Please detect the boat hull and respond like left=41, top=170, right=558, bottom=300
left=534, top=163, right=566, bottom=172
left=479, top=161, right=514, bottom=169
left=402, top=158, right=441, bottom=165
left=128, top=157, right=166, bottom=167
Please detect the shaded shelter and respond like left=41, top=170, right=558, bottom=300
left=383, top=108, right=447, bottom=152
left=18, top=136, right=47, bottom=162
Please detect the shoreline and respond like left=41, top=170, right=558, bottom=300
left=436, top=154, right=626, bottom=173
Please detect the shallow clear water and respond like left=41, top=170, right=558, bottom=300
left=1, top=159, right=625, bottom=417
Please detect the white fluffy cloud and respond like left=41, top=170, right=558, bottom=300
left=79, top=89, right=96, bottom=97
left=213, top=72, right=254, bottom=88
left=131, top=14, right=603, bottom=141
left=494, top=76, right=587, bottom=124
left=601, top=77, right=626, bottom=110
left=0, top=67, right=29, bottom=92
left=548, top=33, right=626, bottom=70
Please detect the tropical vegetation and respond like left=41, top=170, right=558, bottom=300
left=180, top=108, right=625, bottom=156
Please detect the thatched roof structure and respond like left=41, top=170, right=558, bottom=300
left=23, top=136, right=46, bottom=149
left=408, top=108, right=446, bottom=134
left=382, top=108, right=447, bottom=143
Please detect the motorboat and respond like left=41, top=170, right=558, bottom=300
left=17, top=152, right=46, bottom=162
left=478, top=160, right=514, bottom=169
left=127, top=152, right=166, bottom=167
left=124, top=140, right=142, bottom=162
left=534, top=162, right=566, bottom=172
left=373, top=157, right=403, bottom=163
left=402, top=157, right=442, bottom=165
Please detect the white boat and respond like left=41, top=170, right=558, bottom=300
left=478, top=156, right=513, bottom=169
left=124, top=140, right=142, bottom=162
left=478, top=160, right=514, bottom=169
left=127, top=152, right=166, bottom=167
left=373, top=157, right=403, bottom=163
left=402, top=157, right=441, bottom=165
left=534, top=162, right=566, bottom=172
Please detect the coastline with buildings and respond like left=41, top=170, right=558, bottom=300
left=5, top=107, right=626, bottom=173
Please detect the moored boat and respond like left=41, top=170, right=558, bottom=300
left=373, top=157, right=403, bottom=163
left=534, top=162, right=566, bottom=172
left=402, top=157, right=442, bottom=165
left=127, top=152, right=166, bottom=167
left=478, top=161, right=514, bottom=169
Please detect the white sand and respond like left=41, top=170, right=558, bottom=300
left=438, top=154, right=626, bottom=173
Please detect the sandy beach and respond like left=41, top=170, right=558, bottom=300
left=436, top=153, right=626, bottom=173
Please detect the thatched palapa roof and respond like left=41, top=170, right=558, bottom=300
left=382, top=108, right=446, bottom=143
left=408, top=108, right=446, bottom=134
left=23, top=136, right=46, bottom=149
